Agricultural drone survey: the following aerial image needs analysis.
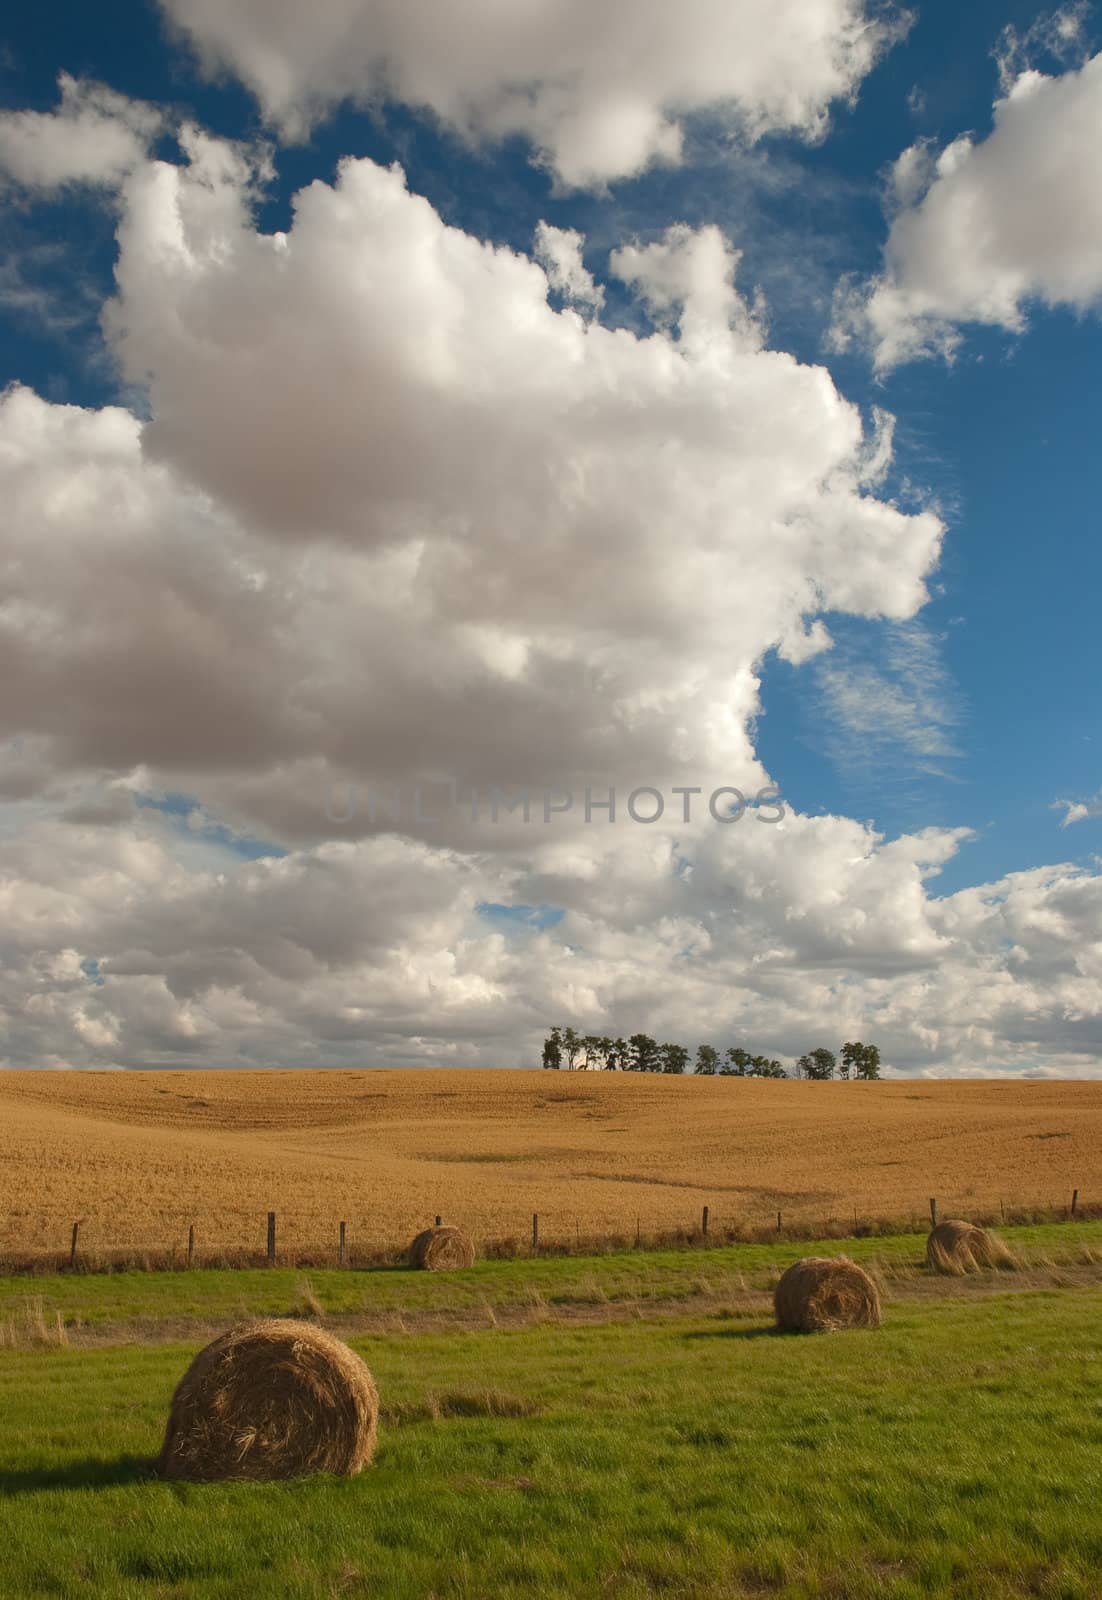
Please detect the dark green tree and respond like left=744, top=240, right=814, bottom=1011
left=561, top=1026, right=581, bottom=1071
left=695, top=1044, right=720, bottom=1075
left=542, top=1027, right=563, bottom=1070
left=860, top=1045, right=882, bottom=1081
left=721, top=1046, right=753, bottom=1076
left=842, top=1041, right=881, bottom=1080
left=606, top=1037, right=629, bottom=1071
left=581, top=1034, right=606, bottom=1071
left=628, top=1033, right=661, bottom=1072
left=660, top=1043, right=690, bottom=1074
left=748, top=1055, right=786, bottom=1078
left=797, top=1047, right=836, bottom=1081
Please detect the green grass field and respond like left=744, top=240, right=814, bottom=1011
left=4, top=1219, right=1101, bottom=1336
left=3, top=1225, right=1101, bottom=1599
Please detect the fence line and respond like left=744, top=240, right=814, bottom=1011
left=0, top=1190, right=1094, bottom=1276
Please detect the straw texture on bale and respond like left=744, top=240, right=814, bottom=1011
left=773, top=1255, right=882, bottom=1333
left=408, top=1225, right=476, bottom=1270
left=926, top=1218, right=1015, bottom=1275
left=158, top=1319, right=378, bottom=1481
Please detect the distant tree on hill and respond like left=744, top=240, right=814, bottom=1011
left=842, top=1041, right=881, bottom=1080
left=542, top=1023, right=827, bottom=1080
left=627, top=1033, right=661, bottom=1073
left=660, top=1042, right=690, bottom=1075
left=797, top=1048, right=836, bottom=1081
left=748, top=1055, right=787, bottom=1078
left=606, top=1037, right=629, bottom=1071
left=561, top=1026, right=582, bottom=1070
left=581, top=1034, right=606, bottom=1070
left=721, top=1047, right=753, bottom=1076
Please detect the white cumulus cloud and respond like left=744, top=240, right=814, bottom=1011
left=4, top=799, right=1102, bottom=1076
left=157, top=0, right=906, bottom=187
left=2, top=110, right=1100, bottom=1076
left=0, top=73, right=163, bottom=191
left=835, top=50, right=1102, bottom=367
left=533, top=222, right=604, bottom=315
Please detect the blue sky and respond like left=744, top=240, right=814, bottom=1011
left=1, top=0, right=1100, bottom=1073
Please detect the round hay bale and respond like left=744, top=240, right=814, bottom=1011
left=158, top=1319, right=378, bottom=1482
left=408, top=1225, right=476, bottom=1271
left=926, top=1218, right=1014, bottom=1275
left=774, top=1255, right=882, bottom=1334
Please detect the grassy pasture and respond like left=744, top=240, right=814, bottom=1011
left=3, top=1227, right=1102, bottom=1598
left=2, top=1219, right=1101, bottom=1340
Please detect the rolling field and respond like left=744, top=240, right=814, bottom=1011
left=3, top=1228, right=1102, bottom=1599
left=1, top=1071, right=1099, bottom=1261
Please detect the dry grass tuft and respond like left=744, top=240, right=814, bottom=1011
left=408, top=1225, right=475, bottom=1271
left=293, top=1278, right=326, bottom=1319
left=926, top=1219, right=1016, bottom=1275
left=158, top=1319, right=378, bottom=1481
left=774, top=1255, right=882, bottom=1333
left=0, top=1296, right=68, bottom=1348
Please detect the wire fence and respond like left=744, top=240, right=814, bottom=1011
left=1, top=1190, right=1095, bottom=1276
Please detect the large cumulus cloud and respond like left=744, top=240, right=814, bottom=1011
left=157, top=0, right=905, bottom=187
left=5, top=801, right=1102, bottom=1076
left=4, top=127, right=941, bottom=843
left=2, top=95, right=1101, bottom=1077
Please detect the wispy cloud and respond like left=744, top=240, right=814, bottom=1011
left=811, top=620, right=963, bottom=786
left=1052, top=791, right=1102, bottom=828
left=0, top=228, right=120, bottom=391
left=0, top=242, right=96, bottom=333
left=994, top=2, right=1094, bottom=93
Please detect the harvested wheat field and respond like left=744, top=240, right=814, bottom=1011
left=0, top=1070, right=1098, bottom=1260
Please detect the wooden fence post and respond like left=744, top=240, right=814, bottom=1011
left=69, top=1221, right=79, bottom=1268
left=339, top=1221, right=346, bottom=1265
left=776, top=1210, right=782, bottom=1233
left=267, top=1211, right=276, bottom=1265
left=187, top=1224, right=195, bottom=1268
left=531, top=1213, right=539, bottom=1251
left=701, top=1205, right=709, bottom=1237
left=1071, top=1188, right=1079, bottom=1218
left=929, top=1197, right=937, bottom=1228
left=435, top=1215, right=442, bottom=1227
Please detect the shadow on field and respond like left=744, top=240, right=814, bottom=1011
left=0, top=1455, right=154, bottom=1496
left=683, top=1325, right=779, bottom=1341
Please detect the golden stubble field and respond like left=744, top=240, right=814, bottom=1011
left=0, top=1070, right=1098, bottom=1258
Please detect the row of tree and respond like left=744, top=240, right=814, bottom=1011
left=541, top=1028, right=880, bottom=1079
left=791, top=1043, right=881, bottom=1080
